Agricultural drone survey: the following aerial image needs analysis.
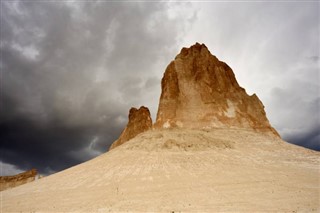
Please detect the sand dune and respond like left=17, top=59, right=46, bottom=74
left=2, top=129, right=319, bottom=212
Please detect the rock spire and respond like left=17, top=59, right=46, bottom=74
left=109, top=106, right=152, bottom=150
left=154, top=43, right=279, bottom=136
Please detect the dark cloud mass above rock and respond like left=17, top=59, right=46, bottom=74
left=0, top=1, right=319, bottom=175
left=0, top=1, right=196, bottom=175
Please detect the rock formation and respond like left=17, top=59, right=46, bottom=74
left=2, top=43, right=319, bottom=212
left=0, top=169, right=37, bottom=191
left=110, top=43, right=279, bottom=150
left=154, top=43, right=279, bottom=137
left=109, top=106, right=152, bottom=150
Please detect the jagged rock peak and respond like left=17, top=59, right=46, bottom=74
left=155, top=43, right=279, bottom=137
left=109, top=106, right=152, bottom=150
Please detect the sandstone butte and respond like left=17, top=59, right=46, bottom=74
left=2, top=43, right=319, bottom=212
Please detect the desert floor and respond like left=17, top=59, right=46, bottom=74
left=2, top=129, right=319, bottom=212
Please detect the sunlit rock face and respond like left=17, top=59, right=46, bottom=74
left=154, top=43, right=279, bottom=137
left=111, top=43, right=279, bottom=150
left=109, top=106, right=152, bottom=150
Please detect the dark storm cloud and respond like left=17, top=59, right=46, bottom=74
left=0, top=92, right=124, bottom=175
left=269, top=85, right=320, bottom=151
left=0, top=1, right=196, bottom=175
left=1, top=115, right=107, bottom=174
left=285, top=125, right=320, bottom=151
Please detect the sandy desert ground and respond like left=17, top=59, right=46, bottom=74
left=1, top=128, right=319, bottom=212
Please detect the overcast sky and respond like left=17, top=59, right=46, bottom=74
left=1, top=1, right=319, bottom=176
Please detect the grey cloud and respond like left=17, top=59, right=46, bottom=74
left=145, top=76, right=160, bottom=89
left=285, top=125, right=320, bottom=151
left=308, top=56, right=319, bottom=62
left=268, top=80, right=319, bottom=151
left=0, top=161, right=24, bottom=176
left=1, top=1, right=197, bottom=175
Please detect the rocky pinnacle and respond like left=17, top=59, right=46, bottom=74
left=154, top=43, right=279, bottom=137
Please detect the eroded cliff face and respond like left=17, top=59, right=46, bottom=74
left=109, top=106, right=152, bottom=150
left=154, top=43, right=279, bottom=137
left=110, top=43, right=279, bottom=150
left=0, top=169, right=37, bottom=191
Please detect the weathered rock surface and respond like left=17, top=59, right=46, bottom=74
left=0, top=169, right=37, bottom=191
left=155, top=43, right=279, bottom=137
left=109, top=106, right=152, bottom=150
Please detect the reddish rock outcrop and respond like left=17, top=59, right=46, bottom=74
left=0, top=169, right=37, bottom=191
left=154, top=43, right=279, bottom=137
left=109, top=106, right=152, bottom=150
